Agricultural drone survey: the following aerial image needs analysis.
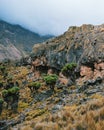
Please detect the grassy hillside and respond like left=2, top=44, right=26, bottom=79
left=0, top=62, right=103, bottom=130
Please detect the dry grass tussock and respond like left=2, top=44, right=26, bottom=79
left=13, top=97, right=104, bottom=130
left=32, top=97, right=104, bottom=130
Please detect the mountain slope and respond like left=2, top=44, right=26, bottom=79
left=0, top=44, right=24, bottom=61
left=0, top=20, right=52, bottom=61
left=0, top=24, right=104, bottom=130
left=32, top=24, right=104, bottom=82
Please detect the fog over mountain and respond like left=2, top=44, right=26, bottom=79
left=0, top=0, right=104, bottom=35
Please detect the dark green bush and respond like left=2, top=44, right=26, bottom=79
left=7, top=76, right=13, bottom=82
left=0, top=98, right=4, bottom=104
left=0, top=81, right=3, bottom=87
left=2, top=87, right=20, bottom=97
left=28, top=82, right=41, bottom=93
left=8, top=86, right=20, bottom=94
left=2, top=86, right=20, bottom=112
left=43, top=74, right=58, bottom=84
left=61, top=62, right=77, bottom=77
left=0, top=65, right=6, bottom=73
left=0, top=98, right=4, bottom=115
left=43, top=74, right=58, bottom=91
left=2, top=89, right=8, bottom=97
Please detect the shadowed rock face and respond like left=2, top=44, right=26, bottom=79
left=32, top=24, right=104, bottom=82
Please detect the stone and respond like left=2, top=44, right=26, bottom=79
left=31, top=24, right=104, bottom=84
left=52, top=105, right=63, bottom=113
left=85, top=89, right=101, bottom=95
left=80, top=65, right=93, bottom=78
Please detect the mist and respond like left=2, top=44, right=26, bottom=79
left=0, top=0, right=104, bottom=35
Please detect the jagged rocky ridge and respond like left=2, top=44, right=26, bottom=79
left=0, top=20, right=52, bottom=61
left=31, top=24, right=104, bottom=83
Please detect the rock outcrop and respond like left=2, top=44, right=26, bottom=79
left=31, top=24, right=104, bottom=83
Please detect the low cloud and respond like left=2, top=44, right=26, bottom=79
left=0, top=0, right=104, bottom=35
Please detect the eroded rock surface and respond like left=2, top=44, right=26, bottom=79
left=31, top=24, right=104, bottom=83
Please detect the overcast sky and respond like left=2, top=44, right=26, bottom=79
left=0, top=0, right=104, bottom=35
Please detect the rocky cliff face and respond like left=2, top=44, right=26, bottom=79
left=0, top=20, right=52, bottom=61
left=32, top=24, right=104, bottom=83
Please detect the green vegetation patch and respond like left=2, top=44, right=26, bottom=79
left=2, top=89, right=8, bottom=97
left=61, top=62, right=77, bottom=77
left=0, top=98, right=4, bottom=104
left=43, top=74, right=58, bottom=85
left=2, top=87, right=20, bottom=97
left=8, top=86, right=20, bottom=94
left=28, top=82, right=41, bottom=90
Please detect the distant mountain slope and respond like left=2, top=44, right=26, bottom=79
left=0, top=20, right=52, bottom=61
left=0, top=44, right=24, bottom=61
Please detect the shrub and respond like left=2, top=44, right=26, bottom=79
left=0, top=81, right=3, bottom=87
left=2, top=87, right=20, bottom=97
left=0, top=98, right=4, bottom=115
left=43, top=74, right=58, bottom=91
left=2, top=89, right=8, bottom=97
left=61, top=62, right=77, bottom=77
left=0, top=65, right=5, bottom=73
left=8, top=86, right=20, bottom=94
left=0, top=98, right=4, bottom=104
left=7, top=77, right=13, bottom=82
left=2, top=86, right=20, bottom=112
left=3, top=72, right=8, bottom=78
left=28, top=82, right=41, bottom=92
left=43, top=74, right=58, bottom=84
